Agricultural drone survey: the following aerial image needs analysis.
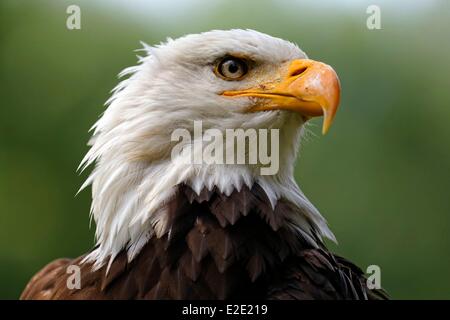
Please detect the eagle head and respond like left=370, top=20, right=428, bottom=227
left=79, top=29, right=340, bottom=267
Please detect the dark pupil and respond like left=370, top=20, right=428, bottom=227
left=227, top=61, right=239, bottom=73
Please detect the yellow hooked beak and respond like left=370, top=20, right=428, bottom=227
left=221, top=59, right=341, bottom=134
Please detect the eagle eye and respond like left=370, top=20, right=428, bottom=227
left=215, top=57, right=248, bottom=80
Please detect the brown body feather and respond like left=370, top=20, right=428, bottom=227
left=21, top=184, right=388, bottom=300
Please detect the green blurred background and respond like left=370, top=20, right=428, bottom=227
left=1, top=0, right=450, bottom=299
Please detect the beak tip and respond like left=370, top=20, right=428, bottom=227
left=320, top=107, right=332, bottom=135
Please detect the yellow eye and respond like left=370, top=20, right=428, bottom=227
left=216, top=57, right=248, bottom=80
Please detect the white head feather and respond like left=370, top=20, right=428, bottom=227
left=79, top=29, right=336, bottom=269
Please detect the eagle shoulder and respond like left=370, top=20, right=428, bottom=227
left=20, top=258, right=72, bottom=300
left=267, top=249, right=389, bottom=300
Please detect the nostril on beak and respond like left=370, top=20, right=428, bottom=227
left=289, top=66, right=308, bottom=78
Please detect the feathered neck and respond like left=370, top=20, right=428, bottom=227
left=81, top=142, right=335, bottom=270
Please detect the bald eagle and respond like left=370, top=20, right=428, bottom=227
left=21, top=29, right=387, bottom=300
